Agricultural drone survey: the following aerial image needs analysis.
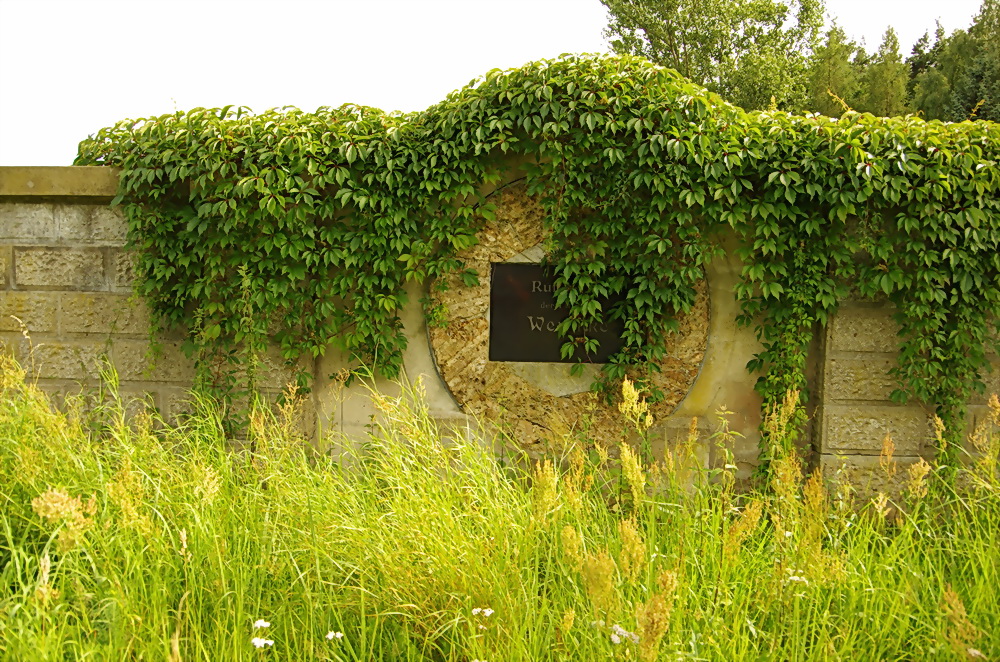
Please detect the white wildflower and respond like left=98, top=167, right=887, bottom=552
left=482, top=608, right=494, bottom=617
left=611, top=624, right=639, bottom=644
left=610, top=633, right=622, bottom=645
left=471, top=607, right=482, bottom=615
left=326, top=631, right=344, bottom=640
left=251, top=637, right=274, bottom=648
left=253, top=619, right=271, bottom=629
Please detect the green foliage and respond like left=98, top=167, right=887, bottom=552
left=907, top=1, right=999, bottom=123
left=600, top=0, right=825, bottom=111
left=807, top=24, right=862, bottom=117
left=858, top=28, right=910, bottom=117
left=2, top=361, right=1000, bottom=660
left=74, top=54, right=1000, bottom=465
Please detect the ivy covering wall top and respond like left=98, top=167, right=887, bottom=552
left=75, top=54, right=1000, bottom=464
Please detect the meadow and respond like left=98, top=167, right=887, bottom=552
left=1, top=353, right=998, bottom=661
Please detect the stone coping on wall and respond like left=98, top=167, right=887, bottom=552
left=0, top=166, right=120, bottom=200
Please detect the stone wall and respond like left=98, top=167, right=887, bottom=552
left=0, top=167, right=310, bottom=425
left=819, top=302, right=1000, bottom=495
left=5, top=166, right=994, bottom=485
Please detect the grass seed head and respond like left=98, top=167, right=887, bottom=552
left=532, top=459, right=559, bottom=527
left=562, top=525, right=584, bottom=572
left=879, top=433, right=897, bottom=479
left=620, top=442, right=646, bottom=508
left=582, top=549, right=617, bottom=616
left=636, top=591, right=671, bottom=662
left=942, top=584, right=981, bottom=658
left=619, top=376, right=652, bottom=431
left=907, top=458, right=932, bottom=501
left=723, top=499, right=763, bottom=560
left=617, top=516, right=646, bottom=583
left=31, top=488, right=96, bottom=552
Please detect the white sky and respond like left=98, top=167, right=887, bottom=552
left=0, top=0, right=987, bottom=166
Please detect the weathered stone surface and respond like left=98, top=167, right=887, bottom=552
left=821, top=404, right=931, bottom=455
left=0, top=203, right=56, bottom=241
left=820, top=453, right=926, bottom=503
left=112, top=340, right=195, bottom=382
left=0, top=246, right=10, bottom=288
left=28, top=341, right=107, bottom=380
left=14, top=247, right=105, bottom=290
left=55, top=205, right=126, bottom=244
left=231, top=347, right=313, bottom=391
left=0, top=166, right=119, bottom=198
left=111, top=249, right=138, bottom=289
left=0, top=291, right=58, bottom=334
left=824, top=357, right=896, bottom=402
left=161, top=387, right=196, bottom=423
left=427, top=181, right=709, bottom=453
left=59, top=292, right=149, bottom=335
left=973, top=362, right=1000, bottom=405
left=56, top=383, right=159, bottom=421
left=829, top=308, right=900, bottom=354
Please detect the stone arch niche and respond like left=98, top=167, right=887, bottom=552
left=427, top=179, right=710, bottom=454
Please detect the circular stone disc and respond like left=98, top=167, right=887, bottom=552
left=427, top=180, right=709, bottom=454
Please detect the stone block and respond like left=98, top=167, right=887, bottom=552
left=824, top=357, right=896, bottom=402
left=59, top=292, right=149, bottom=336
left=161, top=387, right=196, bottom=424
left=0, top=203, right=56, bottom=241
left=973, top=363, right=1000, bottom=405
left=112, top=340, right=195, bottom=383
left=340, top=378, right=403, bottom=431
left=57, top=383, right=159, bottom=422
left=55, top=205, right=127, bottom=244
left=0, top=166, right=119, bottom=198
left=821, top=404, right=931, bottom=455
left=829, top=308, right=900, bottom=354
left=820, top=453, right=925, bottom=503
left=0, top=292, right=58, bottom=334
left=29, top=341, right=107, bottom=380
left=0, top=246, right=11, bottom=288
left=111, top=249, right=138, bottom=289
left=326, top=425, right=369, bottom=466
left=14, top=247, right=106, bottom=290
left=256, top=348, right=309, bottom=390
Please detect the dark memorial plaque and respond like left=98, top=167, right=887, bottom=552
left=489, top=263, right=625, bottom=363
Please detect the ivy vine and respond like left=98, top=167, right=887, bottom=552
left=75, top=54, right=1000, bottom=468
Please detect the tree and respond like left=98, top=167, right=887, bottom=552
left=907, top=24, right=952, bottom=120
left=950, top=0, right=1000, bottom=121
left=859, top=28, right=909, bottom=117
left=905, top=24, right=944, bottom=98
left=601, top=0, right=825, bottom=111
left=807, top=24, right=862, bottom=116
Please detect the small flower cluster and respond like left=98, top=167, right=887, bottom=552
left=610, top=623, right=640, bottom=645
left=591, top=620, right=640, bottom=645
left=252, top=619, right=274, bottom=648
left=250, top=617, right=346, bottom=649
left=471, top=606, right=494, bottom=631
left=784, top=568, right=809, bottom=585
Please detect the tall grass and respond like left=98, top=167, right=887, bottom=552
left=1, top=353, right=998, bottom=661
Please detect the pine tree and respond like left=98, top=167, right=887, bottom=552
left=859, top=28, right=909, bottom=116
left=807, top=24, right=861, bottom=116
left=950, top=0, right=1000, bottom=121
